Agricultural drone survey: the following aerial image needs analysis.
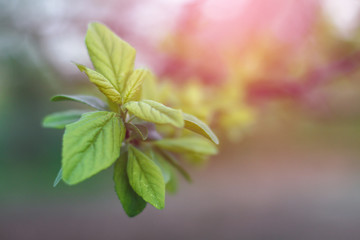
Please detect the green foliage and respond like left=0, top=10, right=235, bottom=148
left=165, top=167, right=178, bottom=194
left=43, top=22, right=219, bottom=217
left=77, top=64, right=123, bottom=104
left=124, top=100, right=184, bottom=128
left=51, top=95, right=108, bottom=111
left=42, top=110, right=87, bottom=129
left=156, top=148, right=192, bottom=182
left=62, top=111, right=124, bottom=185
left=154, top=137, right=218, bottom=155
left=127, top=146, right=165, bottom=209
left=150, top=151, right=172, bottom=184
left=85, top=22, right=135, bottom=94
left=125, top=122, right=148, bottom=140
left=183, top=113, right=219, bottom=144
left=114, top=152, right=147, bottom=217
left=122, top=69, right=149, bottom=103
left=53, top=168, right=63, bottom=187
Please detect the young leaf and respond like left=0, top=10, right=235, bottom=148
left=51, top=94, right=108, bottom=111
left=85, top=22, right=136, bottom=93
left=136, top=122, right=162, bottom=141
left=151, top=151, right=172, bottom=184
left=154, top=137, right=218, bottom=155
left=156, top=148, right=192, bottom=182
left=42, top=110, right=87, bottom=129
left=114, top=152, right=147, bottom=217
left=77, top=64, right=122, bottom=104
left=183, top=152, right=209, bottom=165
left=166, top=168, right=178, bottom=194
left=122, top=69, right=149, bottom=103
left=125, top=122, right=148, bottom=140
left=124, top=100, right=184, bottom=128
left=62, top=111, right=124, bottom=185
left=53, top=168, right=63, bottom=187
left=145, top=150, right=171, bottom=184
left=107, top=98, right=119, bottom=112
left=127, top=145, right=165, bottom=209
left=183, top=113, right=219, bottom=145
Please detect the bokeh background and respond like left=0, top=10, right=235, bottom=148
left=2, top=0, right=360, bottom=239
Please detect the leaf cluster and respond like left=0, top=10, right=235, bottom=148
left=141, top=75, right=256, bottom=141
left=43, top=22, right=219, bottom=217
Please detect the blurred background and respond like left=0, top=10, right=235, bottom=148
left=2, top=0, right=360, bottom=239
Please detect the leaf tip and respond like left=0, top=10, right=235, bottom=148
left=156, top=203, right=165, bottom=210
left=213, top=136, right=220, bottom=145
left=75, top=63, right=86, bottom=72
left=152, top=199, right=165, bottom=210
left=61, top=174, right=76, bottom=186
left=87, top=21, right=102, bottom=30
left=50, top=95, right=58, bottom=102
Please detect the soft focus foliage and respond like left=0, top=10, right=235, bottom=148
left=3, top=0, right=360, bottom=238
left=142, top=74, right=255, bottom=141
left=43, top=22, right=218, bottom=217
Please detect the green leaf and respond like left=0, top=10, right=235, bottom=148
left=125, top=122, right=148, bottom=140
left=154, top=137, right=218, bottom=155
left=124, top=100, right=184, bottom=128
left=85, top=22, right=136, bottom=93
left=42, top=110, right=87, bottom=129
left=107, top=97, right=119, bottom=112
left=166, top=168, right=178, bottom=194
left=122, top=69, right=149, bottom=103
left=156, top=148, right=192, bottom=182
left=62, top=111, right=124, bottom=185
left=183, top=152, right=209, bottom=165
left=76, top=64, right=122, bottom=104
left=51, top=94, right=108, bottom=111
left=53, top=168, right=63, bottom=187
left=146, top=150, right=171, bottom=184
left=127, top=145, right=165, bottom=209
left=153, top=152, right=172, bottom=184
left=183, top=113, right=219, bottom=145
left=114, top=152, right=147, bottom=217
